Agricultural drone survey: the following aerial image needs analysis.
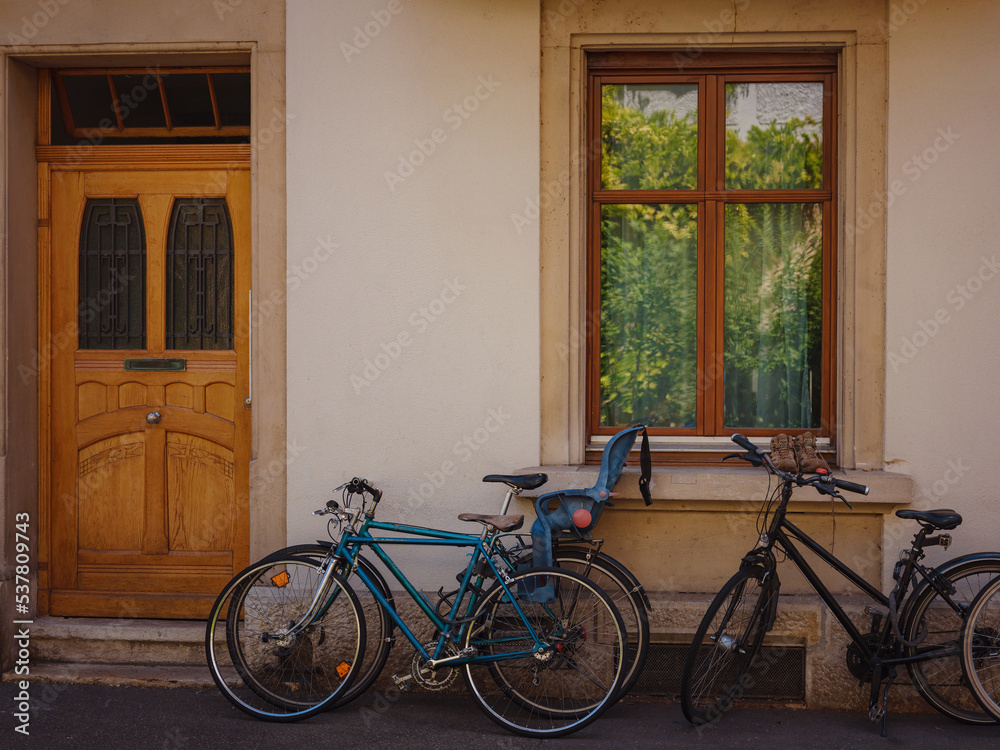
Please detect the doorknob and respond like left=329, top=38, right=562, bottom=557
left=146, top=411, right=162, bottom=424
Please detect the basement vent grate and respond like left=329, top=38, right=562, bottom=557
left=630, top=643, right=806, bottom=701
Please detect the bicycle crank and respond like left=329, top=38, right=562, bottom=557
left=409, top=642, right=460, bottom=691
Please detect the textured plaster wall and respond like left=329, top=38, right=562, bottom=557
left=285, top=0, right=541, bottom=584
left=885, top=0, right=1000, bottom=570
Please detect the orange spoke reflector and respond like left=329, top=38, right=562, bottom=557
left=271, top=571, right=290, bottom=587
left=336, top=662, right=351, bottom=678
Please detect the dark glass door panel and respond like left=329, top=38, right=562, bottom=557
left=78, top=198, right=146, bottom=349
left=166, top=198, right=235, bottom=350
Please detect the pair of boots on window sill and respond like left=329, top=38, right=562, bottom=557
left=769, top=432, right=830, bottom=474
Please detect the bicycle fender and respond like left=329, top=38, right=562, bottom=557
left=763, top=575, right=782, bottom=633
left=555, top=544, right=653, bottom=612
left=741, top=548, right=777, bottom=573
left=738, top=553, right=781, bottom=633
left=906, top=551, right=1000, bottom=599
left=901, top=550, right=1000, bottom=624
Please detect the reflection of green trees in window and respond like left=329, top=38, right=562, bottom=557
left=601, top=204, right=698, bottom=428
left=724, top=204, right=823, bottom=428
left=725, top=83, right=824, bottom=190
left=602, top=85, right=698, bottom=190
left=599, top=84, right=824, bottom=430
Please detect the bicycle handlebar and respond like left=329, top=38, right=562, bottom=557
left=728, top=434, right=871, bottom=500
left=826, top=476, right=869, bottom=496
left=347, top=477, right=382, bottom=503
left=730, top=433, right=759, bottom=454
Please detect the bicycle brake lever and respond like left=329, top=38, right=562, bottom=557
left=723, top=452, right=764, bottom=467
left=815, top=476, right=854, bottom=510
left=313, top=498, right=342, bottom=516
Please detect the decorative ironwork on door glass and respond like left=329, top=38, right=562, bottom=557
left=166, top=198, right=234, bottom=350
left=78, top=198, right=147, bottom=349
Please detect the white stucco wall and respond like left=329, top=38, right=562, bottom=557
left=285, top=0, right=541, bottom=582
left=885, top=0, right=1000, bottom=565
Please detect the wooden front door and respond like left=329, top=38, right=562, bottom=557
left=48, top=167, right=250, bottom=618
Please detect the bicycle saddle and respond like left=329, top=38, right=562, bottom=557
left=457, top=513, right=524, bottom=532
left=482, top=473, right=548, bottom=491
left=895, top=508, right=962, bottom=530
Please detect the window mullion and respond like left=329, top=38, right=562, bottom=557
left=707, top=199, right=727, bottom=436
left=699, top=199, right=712, bottom=436
left=702, top=74, right=724, bottom=435
left=705, top=74, right=719, bottom=191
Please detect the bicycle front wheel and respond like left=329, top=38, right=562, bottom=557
left=261, top=545, right=396, bottom=709
left=959, top=574, right=1000, bottom=721
left=461, top=566, right=627, bottom=738
left=205, top=556, right=365, bottom=721
left=902, top=555, right=1000, bottom=724
left=680, top=565, right=775, bottom=726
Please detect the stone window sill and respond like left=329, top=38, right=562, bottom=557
left=513, top=465, right=913, bottom=512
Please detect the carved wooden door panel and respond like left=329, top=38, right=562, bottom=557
left=49, top=168, right=250, bottom=618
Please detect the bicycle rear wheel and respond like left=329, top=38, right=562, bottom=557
left=261, top=545, right=395, bottom=708
left=959, top=574, right=1000, bottom=721
left=205, top=556, right=365, bottom=721
left=902, top=555, right=1000, bottom=724
left=461, top=566, right=627, bottom=738
left=680, top=564, right=775, bottom=726
left=553, top=547, right=650, bottom=699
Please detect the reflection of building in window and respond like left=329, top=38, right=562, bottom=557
left=727, top=82, right=823, bottom=138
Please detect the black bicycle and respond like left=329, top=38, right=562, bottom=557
left=680, top=434, right=1000, bottom=734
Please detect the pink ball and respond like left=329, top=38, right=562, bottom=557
left=572, top=508, right=592, bottom=528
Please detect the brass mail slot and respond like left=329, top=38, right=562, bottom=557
left=124, top=358, right=187, bottom=372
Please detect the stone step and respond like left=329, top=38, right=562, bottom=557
left=8, top=617, right=211, bottom=687
left=17, top=662, right=215, bottom=689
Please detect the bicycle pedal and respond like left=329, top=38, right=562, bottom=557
left=868, top=703, right=884, bottom=723
left=391, top=673, right=412, bottom=691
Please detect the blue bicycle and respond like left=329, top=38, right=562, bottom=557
left=206, top=477, right=628, bottom=737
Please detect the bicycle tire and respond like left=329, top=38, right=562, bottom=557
left=902, top=555, right=1000, bottom=724
left=205, top=557, right=365, bottom=721
left=259, top=544, right=395, bottom=708
left=680, top=564, right=776, bottom=726
left=552, top=547, right=650, bottom=700
left=468, top=558, right=631, bottom=716
left=959, top=574, right=1000, bottom=720
left=461, top=566, right=627, bottom=738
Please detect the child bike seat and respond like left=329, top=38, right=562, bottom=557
left=521, top=426, right=651, bottom=602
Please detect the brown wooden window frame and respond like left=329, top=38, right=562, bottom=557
left=586, top=50, right=838, bottom=461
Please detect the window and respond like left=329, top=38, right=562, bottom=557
left=587, top=51, right=836, bottom=448
left=51, top=67, right=250, bottom=144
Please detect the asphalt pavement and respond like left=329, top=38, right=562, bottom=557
left=3, top=681, right=1000, bottom=749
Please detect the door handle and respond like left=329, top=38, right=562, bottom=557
left=146, top=411, right=162, bottom=424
